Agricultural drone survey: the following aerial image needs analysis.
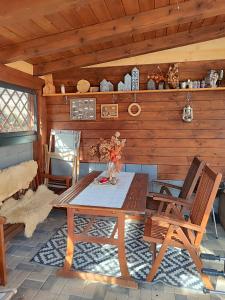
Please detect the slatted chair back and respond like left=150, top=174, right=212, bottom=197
left=179, top=157, right=205, bottom=200
left=190, top=165, right=222, bottom=245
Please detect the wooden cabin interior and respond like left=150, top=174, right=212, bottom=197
left=1, top=0, right=225, bottom=299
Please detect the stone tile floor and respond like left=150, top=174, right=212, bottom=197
left=0, top=208, right=225, bottom=300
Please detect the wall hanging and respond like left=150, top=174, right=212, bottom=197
left=70, top=98, right=96, bottom=120
left=101, top=94, right=118, bottom=119
left=101, top=104, right=118, bottom=119
left=128, top=93, right=141, bottom=117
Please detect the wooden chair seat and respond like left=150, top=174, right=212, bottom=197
left=144, top=218, right=185, bottom=248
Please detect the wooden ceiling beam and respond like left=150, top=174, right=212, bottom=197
left=34, top=22, right=225, bottom=75
left=1, top=0, right=225, bottom=63
left=0, top=0, right=89, bottom=27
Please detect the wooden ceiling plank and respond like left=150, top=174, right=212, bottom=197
left=5, top=23, right=36, bottom=39
left=155, top=0, right=170, bottom=8
left=34, top=22, right=225, bottom=75
left=89, top=0, right=112, bottom=22
left=45, top=13, right=74, bottom=32
left=73, top=3, right=99, bottom=26
left=2, top=0, right=225, bottom=63
left=121, top=0, right=141, bottom=43
left=104, top=0, right=125, bottom=19
left=0, top=0, right=91, bottom=27
left=139, top=0, right=154, bottom=11
left=31, top=16, right=59, bottom=35
left=59, top=9, right=82, bottom=29
left=154, top=0, right=169, bottom=37
left=0, top=27, right=24, bottom=43
left=121, top=0, right=139, bottom=15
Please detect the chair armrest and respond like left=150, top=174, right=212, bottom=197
left=152, top=194, right=192, bottom=208
left=151, top=214, right=201, bottom=232
left=152, top=180, right=182, bottom=190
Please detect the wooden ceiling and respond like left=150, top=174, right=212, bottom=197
left=1, top=0, right=225, bottom=75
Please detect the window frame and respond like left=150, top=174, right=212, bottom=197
left=0, top=81, right=38, bottom=146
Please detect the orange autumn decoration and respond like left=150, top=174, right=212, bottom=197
left=89, top=132, right=126, bottom=177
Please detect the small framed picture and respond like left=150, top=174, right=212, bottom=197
left=101, top=104, right=118, bottom=119
left=70, top=98, right=96, bottom=120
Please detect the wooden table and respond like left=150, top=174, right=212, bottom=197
left=54, top=171, right=148, bottom=288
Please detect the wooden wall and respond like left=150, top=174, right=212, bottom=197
left=48, top=60, right=225, bottom=180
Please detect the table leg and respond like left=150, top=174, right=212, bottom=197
left=117, top=213, right=130, bottom=278
left=58, top=210, right=137, bottom=288
left=63, top=208, right=75, bottom=271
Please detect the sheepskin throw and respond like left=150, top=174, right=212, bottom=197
left=0, top=160, right=38, bottom=205
left=0, top=185, right=57, bottom=238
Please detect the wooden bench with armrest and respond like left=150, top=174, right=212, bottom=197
left=0, top=160, right=57, bottom=286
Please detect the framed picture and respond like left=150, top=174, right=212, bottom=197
left=101, top=104, right=118, bottom=119
left=70, top=98, right=96, bottom=120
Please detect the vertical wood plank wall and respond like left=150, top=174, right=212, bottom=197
left=47, top=61, right=225, bottom=180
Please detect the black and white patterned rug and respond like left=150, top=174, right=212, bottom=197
left=31, top=216, right=203, bottom=290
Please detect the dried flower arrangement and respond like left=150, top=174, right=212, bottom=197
left=166, top=63, right=179, bottom=89
left=89, top=132, right=126, bottom=178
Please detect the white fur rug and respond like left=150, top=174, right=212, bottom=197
left=0, top=160, right=38, bottom=205
left=0, top=185, right=57, bottom=238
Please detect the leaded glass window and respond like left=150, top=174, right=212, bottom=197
left=0, top=84, right=36, bottom=133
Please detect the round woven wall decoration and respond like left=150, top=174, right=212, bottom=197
left=77, top=79, right=90, bottom=93
left=128, top=103, right=141, bottom=117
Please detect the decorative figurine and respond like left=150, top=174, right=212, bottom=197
left=131, top=67, right=140, bottom=91
left=42, top=74, right=56, bottom=95
left=205, top=70, right=219, bottom=88
left=180, top=81, right=187, bottom=89
left=147, top=79, right=156, bottom=90
left=77, top=79, right=90, bottom=93
left=100, top=79, right=109, bottom=92
left=192, top=81, right=198, bottom=89
left=60, top=84, right=66, bottom=94
left=108, top=81, right=114, bottom=91
left=158, top=81, right=165, bottom=90
left=187, top=79, right=193, bottom=89
left=166, top=63, right=179, bottom=89
left=118, top=81, right=125, bottom=91
left=218, top=70, right=224, bottom=86
left=124, top=73, right=132, bottom=91
left=200, top=80, right=206, bottom=88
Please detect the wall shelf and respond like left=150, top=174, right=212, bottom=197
left=43, top=87, right=225, bottom=97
